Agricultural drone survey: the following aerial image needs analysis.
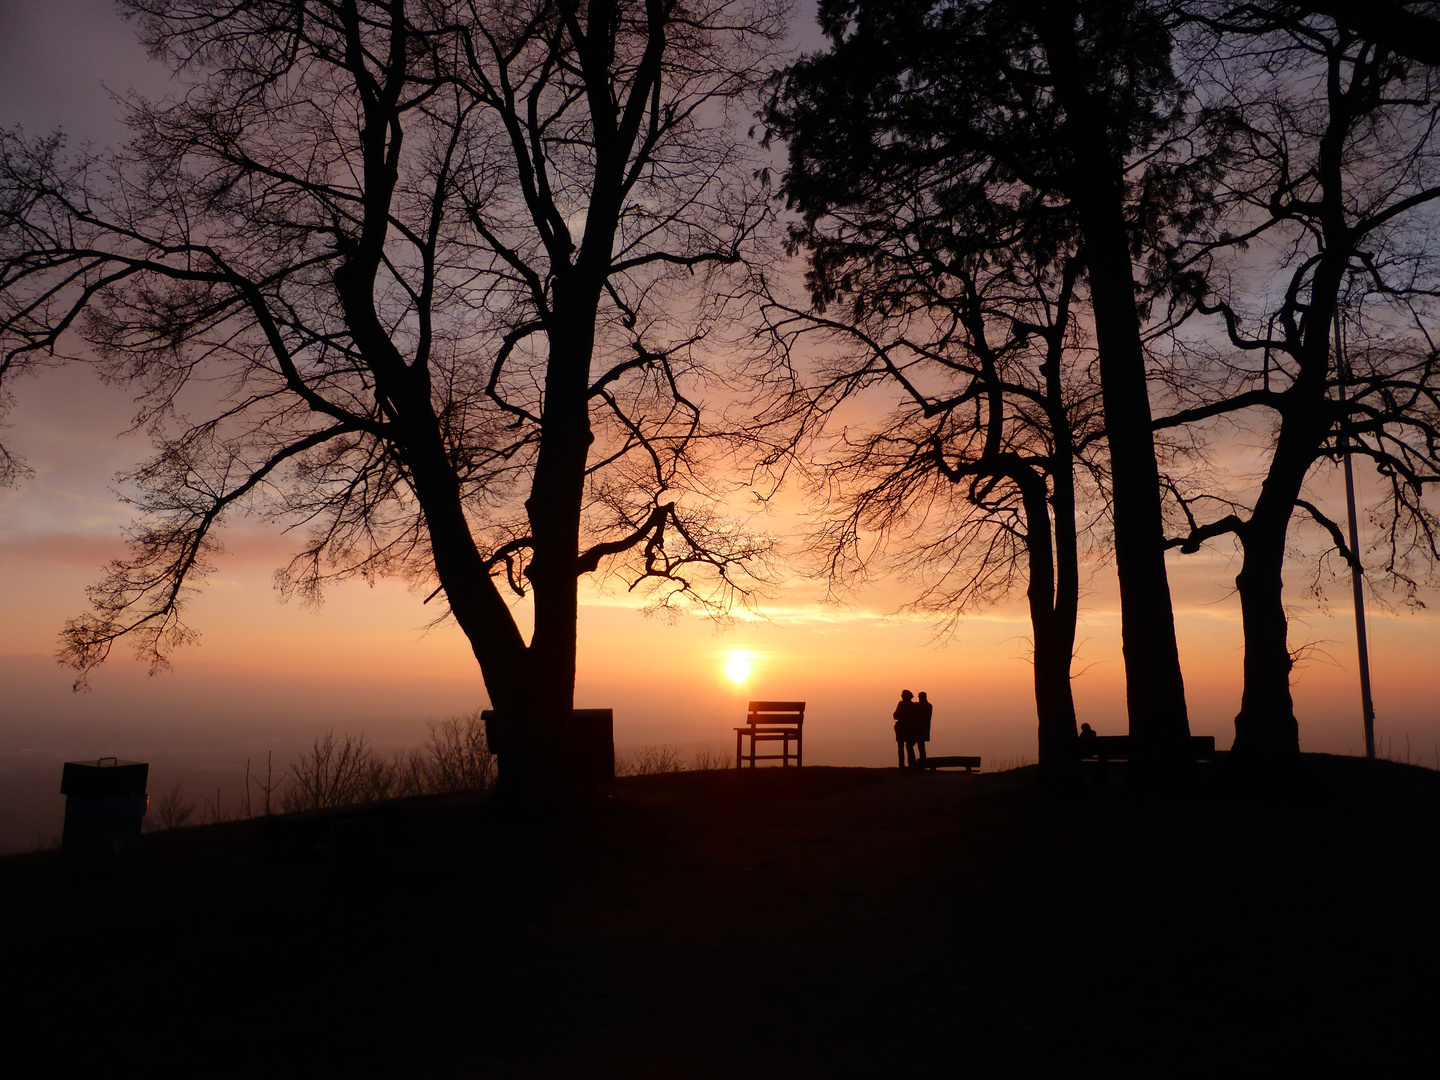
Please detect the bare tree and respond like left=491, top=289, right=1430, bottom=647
left=251, top=751, right=288, bottom=817
left=283, top=730, right=376, bottom=813
left=422, top=712, right=496, bottom=792
left=146, top=782, right=197, bottom=832
left=766, top=0, right=1228, bottom=783
left=0, top=0, right=790, bottom=807
left=1284, top=0, right=1440, bottom=66
left=763, top=242, right=1106, bottom=789
left=616, top=744, right=686, bottom=774
left=1159, top=6, right=1440, bottom=782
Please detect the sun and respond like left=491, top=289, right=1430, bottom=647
left=725, top=653, right=752, bottom=684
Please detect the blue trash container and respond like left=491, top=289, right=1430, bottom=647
left=61, top=758, right=149, bottom=865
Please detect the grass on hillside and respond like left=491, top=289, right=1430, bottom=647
left=6, top=753, right=1437, bottom=1077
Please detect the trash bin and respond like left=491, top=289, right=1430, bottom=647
left=61, top=758, right=149, bottom=865
left=482, top=708, right=615, bottom=787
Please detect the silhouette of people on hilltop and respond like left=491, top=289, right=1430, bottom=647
left=893, top=689, right=931, bottom=769
left=915, top=692, right=933, bottom=767
left=893, top=690, right=914, bottom=768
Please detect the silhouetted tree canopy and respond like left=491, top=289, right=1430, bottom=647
left=1156, top=4, right=1440, bottom=781
left=763, top=242, right=1106, bottom=790
left=1282, top=0, right=1440, bottom=66
left=0, top=0, right=790, bottom=805
left=767, top=0, right=1231, bottom=783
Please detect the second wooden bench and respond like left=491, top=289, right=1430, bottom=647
left=735, top=701, right=805, bottom=768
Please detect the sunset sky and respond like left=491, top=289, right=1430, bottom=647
left=3, top=0, right=1438, bottom=827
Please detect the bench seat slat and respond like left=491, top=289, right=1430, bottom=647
left=922, top=756, right=982, bottom=771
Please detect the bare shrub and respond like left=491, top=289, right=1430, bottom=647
left=282, top=731, right=374, bottom=813
left=239, top=759, right=254, bottom=819
left=423, top=712, right=495, bottom=794
left=275, top=716, right=494, bottom=815
left=987, top=756, right=1032, bottom=774
left=360, top=752, right=402, bottom=802
left=146, top=782, right=195, bottom=832
left=688, top=748, right=732, bottom=771
left=248, top=751, right=287, bottom=816
left=392, top=747, right=432, bottom=798
left=203, top=787, right=229, bottom=824
left=617, top=745, right=687, bottom=777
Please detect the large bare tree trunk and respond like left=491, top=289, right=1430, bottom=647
left=1228, top=420, right=1326, bottom=790
left=1083, top=206, right=1193, bottom=784
left=1039, top=4, right=1192, bottom=785
left=1024, top=483, right=1082, bottom=791
left=1228, top=259, right=1343, bottom=784
left=496, top=276, right=603, bottom=811
left=1232, top=525, right=1300, bottom=765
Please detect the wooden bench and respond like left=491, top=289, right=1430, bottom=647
left=921, top=755, right=982, bottom=773
left=735, top=701, right=805, bottom=768
left=1078, top=735, right=1216, bottom=766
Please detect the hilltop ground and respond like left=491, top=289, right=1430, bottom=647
left=5, top=755, right=1438, bottom=1077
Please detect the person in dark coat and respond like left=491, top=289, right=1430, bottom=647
left=914, top=692, right=933, bottom=767
left=893, top=690, right=918, bottom=768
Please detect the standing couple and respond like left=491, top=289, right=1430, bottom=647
left=892, top=689, right=932, bottom=769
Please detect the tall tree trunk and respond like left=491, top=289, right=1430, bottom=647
left=1229, top=273, right=1343, bottom=783
left=1228, top=410, right=1327, bottom=788
left=1038, top=4, right=1192, bottom=785
left=1022, top=469, right=1081, bottom=791
left=1232, top=516, right=1300, bottom=765
left=1081, top=201, right=1193, bottom=784
left=1228, top=57, right=1355, bottom=783
left=497, top=277, right=600, bottom=812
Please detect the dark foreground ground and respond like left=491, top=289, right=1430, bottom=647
left=5, top=754, right=1438, bottom=1077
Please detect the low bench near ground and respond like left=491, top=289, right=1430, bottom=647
left=921, top=756, right=982, bottom=773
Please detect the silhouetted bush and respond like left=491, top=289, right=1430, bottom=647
left=145, top=782, right=196, bottom=832
left=202, top=786, right=230, bottom=824
left=987, top=756, right=1033, bottom=774
left=617, top=745, right=686, bottom=776
left=616, top=745, right=733, bottom=776
left=282, top=731, right=375, bottom=813
left=277, top=713, right=496, bottom=814
left=421, top=713, right=496, bottom=793
left=688, top=748, right=732, bottom=772
left=129, top=715, right=491, bottom=834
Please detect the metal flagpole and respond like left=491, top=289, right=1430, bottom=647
left=1335, top=316, right=1376, bottom=759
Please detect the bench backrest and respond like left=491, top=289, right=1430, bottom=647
left=745, top=701, right=805, bottom=728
